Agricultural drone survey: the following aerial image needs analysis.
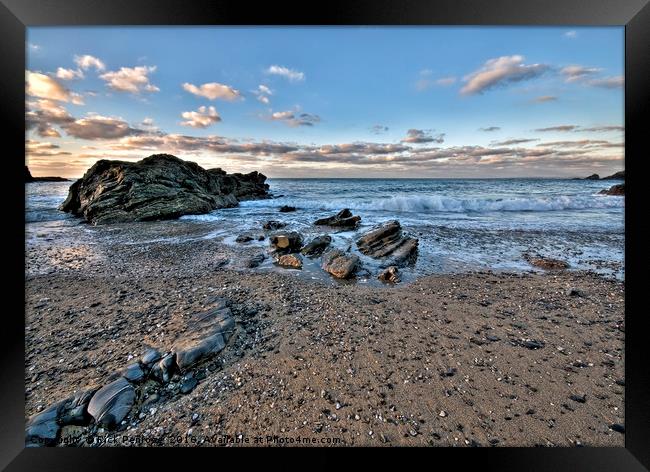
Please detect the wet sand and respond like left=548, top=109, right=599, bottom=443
left=25, top=231, right=625, bottom=447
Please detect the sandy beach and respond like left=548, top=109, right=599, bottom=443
left=25, top=227, right=625, bottom=447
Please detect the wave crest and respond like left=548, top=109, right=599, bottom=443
left=241, top=194, right=624, bottom=213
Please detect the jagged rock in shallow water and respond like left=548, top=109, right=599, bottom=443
left=235, top=234, right=254, bottom=243
left=378, top=266, right=400, bottom=283
left=314, top=209, right=361, bottom=228
left=279, top=205, right=297, bottom=212
left=599, top=184, right=624, bottom=196
left=277, top=253, right=303, bottom=269
left=356, top=220, right=418, bottom=266
left=59, top=154, right=270, bottom=224
left=301, top=235, right=332, bottom=256
left=87, top=377, right=135, bottom=429
left=322, top=249, right=359, bottom=279
left=263, top=220, right=286, bottom=231
left=524, top=253, right=570, bottom=270
left=269, top=231, right=303, bottom=254
left=172, top=300, right=235, bottom=371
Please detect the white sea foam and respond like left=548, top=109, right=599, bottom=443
left=240, top=194, right=624, bottom=213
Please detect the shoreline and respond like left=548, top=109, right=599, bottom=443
left=25, top=234, right=625, bottom=447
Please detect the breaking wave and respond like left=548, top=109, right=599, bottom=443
left=241, top=194, right=624, bottom=213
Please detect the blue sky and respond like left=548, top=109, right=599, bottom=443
left=26, top=27, right=624, bottom=178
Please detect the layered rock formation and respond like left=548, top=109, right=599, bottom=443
left=59, top=154, right=270, bottom=224
left=321, top=249, right=359, bottom=279
left=356, top=220, right=418, bottom=266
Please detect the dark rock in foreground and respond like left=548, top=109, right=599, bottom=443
left=322, top=249, right=359, bottom=279
left=59, top=154, right=270, bottom=225
left=25, top=166, right=69, bottom=183
left=301, top=235, right=332, bottom=256
left=172, top=299, right=234, bottom=371
left=87, top=377, right=135, bottom=429
left=599, top=184, right=624, bottom=196
left=356, top=220, right=418, bottom=266
left=314, top=209, right=361, bottom=228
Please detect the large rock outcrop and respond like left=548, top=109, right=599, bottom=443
left=59, top=154, right=270, bottom=224
left=602, top=171, right=625, bottom=180
left=599, top=183, right=625, bottom=196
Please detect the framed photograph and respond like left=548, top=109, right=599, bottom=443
left=1, top=0, right=648, bottom=468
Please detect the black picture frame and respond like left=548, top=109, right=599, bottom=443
left=1, top=0, right=648, bottom=469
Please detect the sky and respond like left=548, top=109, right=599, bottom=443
left=26, top=26, right=624, bottom=178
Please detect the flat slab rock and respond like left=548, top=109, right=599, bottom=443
left=524, top=253, right=570, bottom=270
left=356, top=220, right=418, bottom=266
left=172, top=298, right=235, bottom=371
left=87, top=377, right=136, bottom=429
left=322, top=249, right=359, bottom=279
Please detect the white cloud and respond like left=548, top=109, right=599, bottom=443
left=401, top=129, right=445, bottom=144
left=63, top=113, right=143, bottom=140
left=25, top=71, right=84, bottom=105
left=270, top=110, right=320, bottom=127
left=564, top=31, right=578, bottom=38
left=415, top=70, right=456, bottom=91
left=253, top=84, right=272, bottom=105
left=100, top=66, right=159, bottom=93
left=182, top=82, right=241, bottom=101
left=74, top=55, right=106, bottom=71
left=266, top=65, right=305, bottom=82
left=56, top=67, right=85, bottom=80
left=560, top=65, right=602, bottom=83
left=180, top=106, right=222, bottom=128
left=461, top=55, right=549, bottom=95
left=587, top=76, right=624, bottom=89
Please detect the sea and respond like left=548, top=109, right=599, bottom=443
left=25, top=178, right=625, bottom=281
